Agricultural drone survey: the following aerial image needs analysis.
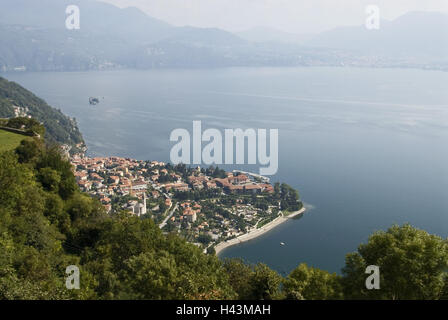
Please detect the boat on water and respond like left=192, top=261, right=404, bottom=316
left=89, top=97, right=100, bottom=105
left=280, top=242, right=285, bottom=246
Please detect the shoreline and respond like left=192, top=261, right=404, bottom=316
left=215, top=207, right=307, bottom=256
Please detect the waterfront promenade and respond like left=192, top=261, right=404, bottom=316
left=215, top=207, right=306, bottom=255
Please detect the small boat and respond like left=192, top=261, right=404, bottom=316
left=89, top=97, right=100, bottom=105
left=280, top=242, right=285, bottom=246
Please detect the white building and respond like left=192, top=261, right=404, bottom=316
left=125, top=193, right=147, bottom=216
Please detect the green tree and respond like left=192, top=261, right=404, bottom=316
left=197, top=234, right=212, bottom=245
left=0, top=151, right=75, bottom=299
left=248, top=263, right=282, bottom=300
left=341, top=224, right=448, bottom=300
left=15, top=139, right=42, bottom=164
left=119, top=250, right=181, bottom=299
left=85, top=215, right=235, bottom=299
left=38, top=167, right=61, bottom=192
left=283, top=263, right=343, bottom=300
left=36, top=146, right=77, bottom=199
left=223, top=258, right=254, bottom=299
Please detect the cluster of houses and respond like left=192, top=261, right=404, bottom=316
left=71, top=155, right=163, bottom=213
left=13, top=106, right=30, bottom=118
left=214, top=173, right=274, bottom=194
left=69, top=155, right=284, bottom=249
left=178, top=201, right=202, bottom=223
left=71, top=155, right=274, bottom=218
left=167, top=199, right=243, bottom=241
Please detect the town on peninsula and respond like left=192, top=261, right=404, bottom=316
left=70, top=154, right=305, bottom=254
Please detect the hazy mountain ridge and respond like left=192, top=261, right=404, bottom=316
left=0, top=0, right=174, bottom=44
left=237, top=26, right=314, bottom=44
left=0, top=0, right=446, bottom=71
left=305, top=11, right=448, bottom=59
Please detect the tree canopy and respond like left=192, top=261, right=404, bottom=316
left=342, top=224, right=448, bottom=300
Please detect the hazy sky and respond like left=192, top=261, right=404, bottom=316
left=100, top=0, right=448, bottom=34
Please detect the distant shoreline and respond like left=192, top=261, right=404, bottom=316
left=215, top=207, right=307, bottom=256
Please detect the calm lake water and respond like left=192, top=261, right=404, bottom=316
left=4, top=67, right=448, bottom=275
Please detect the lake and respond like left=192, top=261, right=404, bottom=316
left=3, top=67, right=448, bottom=275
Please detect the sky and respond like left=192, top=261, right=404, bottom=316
left=100, top=0, right=448, bottom=34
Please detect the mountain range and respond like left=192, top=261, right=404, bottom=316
left=0, top=0, right=447, bottom=71
left=236, top=27, right=313, bottom=44
left=305, top=11, right=448, bottom=60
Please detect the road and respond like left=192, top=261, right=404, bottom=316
left=159, top=202, right=178, bottom=229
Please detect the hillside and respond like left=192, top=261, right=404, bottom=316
left=0, top=137, right=238, bottom=299
left=0, top=77, right=84, bottom=152
left=237, top=27, right=313, bottom=44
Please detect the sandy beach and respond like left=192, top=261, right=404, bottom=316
left=215, top=207, right=307, bottom=256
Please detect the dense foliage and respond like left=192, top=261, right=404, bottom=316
left=342, top=224, right=448, bottom=300
left=272, top=182, right=301, bottom=212
left=0, top=139, right=236, bottom=299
